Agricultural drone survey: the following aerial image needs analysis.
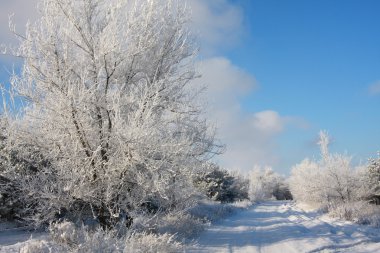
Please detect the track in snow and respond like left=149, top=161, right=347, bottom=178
left=190, top=201, right=380, bottom=253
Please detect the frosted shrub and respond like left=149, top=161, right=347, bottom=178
left=249, top=167, right=290, bottom=202
left=290, top=131, right=358, bottom=208
left=128, top=210, right=204, bottom=239
left=328, top=201, right=365, bottom=221
left=289, top=131, right=376, bottom=224
left=157, top=211, right=204, bottom=239
left=289, top=159, right=325, bottom=207
left=76, top=229, right=122, bottom=253
left=351, top=202, right=380, bottom=227
left=47, top=221, right=183, bottom=252
left=49, top=221, right=81, bottom=246
left=125, top=233, right=182, bottom=253
left=49, top=221, right=122, bottom=252
left=20, top=239, right=65, bottom=253
left=20, top=240, right=51, bottom=253
left=328, top=201, right=380, bottom=226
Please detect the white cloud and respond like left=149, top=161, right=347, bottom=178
left=369, top=81, right=380, bottom=96
left=196, top=57, right=255, bottom=107
left=192, top=57, right=307, bottom=172
left=185, top=0, right=244, bottom=55
left=214, top=108, right=286, bottom=172
left=251, top=111, right=284, bottom=134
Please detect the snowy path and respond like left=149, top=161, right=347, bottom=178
left=0, top=225, right=47, bottom=253
left=190, top=201, right=380, bottom=253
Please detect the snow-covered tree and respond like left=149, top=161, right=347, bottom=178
left=1, top=0, right=222, bottom=226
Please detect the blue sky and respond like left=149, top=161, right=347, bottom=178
left=0, top=0, right=379, bottom=174
left=215, top=0, right=380, bottom=173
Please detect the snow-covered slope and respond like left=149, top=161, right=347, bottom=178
left=190, top=201, right=380, bottom=253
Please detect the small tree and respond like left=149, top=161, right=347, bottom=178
left=194, top=163, right=248, bottom=203
left=2, top=0, right=222, bottom=226
left=360, top=153, right=380, bottom=204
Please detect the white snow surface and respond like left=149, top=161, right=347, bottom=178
left=0, top=223, right=47, bottom=253
left=190, top=201, right=380, bottom=253
left=1, top=201, right=380, bottom=252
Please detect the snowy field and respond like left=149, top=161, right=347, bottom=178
left=190, top=201, right=380, bottom=253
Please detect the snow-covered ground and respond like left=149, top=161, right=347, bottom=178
left=0, top=222, right=47, bottom=253
left=190, top=201, right=380, bottom=253
left=2, top=201, right=380, bottom=252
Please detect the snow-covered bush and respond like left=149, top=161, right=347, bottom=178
left=47, top=221, right=183, bottom=253
left=193, top=163, right=248, bottom=203
left=127, top=208, right=205, bottom=240
left=328, top=201, right=365, bottom=221
left=156, top=211, right=205, bottom=239
left=328, top=201, right=380, bottom=226
left=19, top=240, right=60, bottom=253
left=0, top=117, right=50, bottom=221
left=50, top=221, right=81, bottom=246
left=289, top=159, right=325, bottom=207
left=248, top=166, right=291, bottom=202
left=289, top=131, right=369, bottom=219
left=124, top=233, right=183, bottom=253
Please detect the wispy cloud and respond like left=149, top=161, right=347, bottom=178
left=368, top=80, right=380, bottom=96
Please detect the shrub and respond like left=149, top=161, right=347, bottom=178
left=273, top=181, right=293, bottom=200
left=248, top=167, right=291, bottom=201
left=288, top=131, right=380, bottom=226
left=328, top=201, right=380, bottom=227
left=289, top=131, right=360, bottom=209
left=45, top=221, right=184, bottom=252
left=20, top=240, right=60, bottom=253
